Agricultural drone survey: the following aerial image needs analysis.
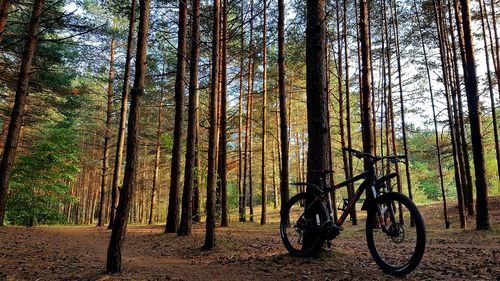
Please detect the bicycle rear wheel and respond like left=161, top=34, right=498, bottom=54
left=366, top=192, right=426, bottom=276
left=280, top=192, right=328, bottom=257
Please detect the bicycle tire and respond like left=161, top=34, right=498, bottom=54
left=280, top=192, right=328, bottom=257
left=366, top=192, right=426, bottom=276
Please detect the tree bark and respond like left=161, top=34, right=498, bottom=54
left=192, top=126, right=201, bottom=223
left=204, top=0, right=220, bottom=250
left=450, top=0, right=474, bottom=216
left=98, top=31, right=116, bottom=227
left=360, top=0, right=375, bottom=165
left=165, top=0, right=188, bottom=233
left=109, top=0, right=136, bottom=229
left=178, top=0, right=200, bottom=236
left=219, top=0, right=228, bottom=227
left=242, top=0, right=255, bottom=222
left=343, top=0, right=356, bottom=224
left=306, top=0, right=329, bottom=189
left=278, top=0, right=289, bottom=211
left=0, top=0, right=45, bottom=226
left=260, top=0, right=268, bottom=226
left=149, top=89, right=164, bottom=225
left=458, top=0, right=490, bottom=230
left=106, top=0, right=150, bottom=273
left=433, top=0, right=466, bottom=228
left=238, top=0, right=245, bottom=223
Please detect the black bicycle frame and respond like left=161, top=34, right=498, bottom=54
left=326, top=166, right=377, bottom=226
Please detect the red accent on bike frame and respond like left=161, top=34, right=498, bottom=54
left=336, top=184, right=365, bottom=226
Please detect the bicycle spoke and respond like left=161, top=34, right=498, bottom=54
left=366, top=193, right=425, bottom=275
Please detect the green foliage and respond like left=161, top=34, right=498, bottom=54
left=161, top=133, right=174, bottom=151
left=6, top=125, right=80, bottom=226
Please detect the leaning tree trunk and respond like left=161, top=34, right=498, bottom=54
left=458, top=0, right=490, bottom=230
left=178, top=0, right=200, bottom=236
left=278, top=0, right=289, bottom=211
left=0, top=0, right=45, bottom=226
left=165, top=0, right=188, bottom=234
left=204, top=0, right=220, bottom=250
left=109, top=0, right=136, bottom=229
left=106, top=0, right=150, bottom=273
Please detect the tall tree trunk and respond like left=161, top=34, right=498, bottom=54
left=487, top=0, right=500, bottom=108
left=238, top=0, right=245, bottom=223
left=192, top=130, right=201, bottom=223
left=0, top=0, right=11, bottom=44
left=360, top=0, right=375, bottom=165
left=204, top=0, right=220, bottom=250
left=98, top=32, right=116, bottom=227
left=306, top=0, right=329, bottom=189
left=325, top=34, right=338, bottom=222
left=479, top=0, right=500, bottom=183
left=178, top=0, right=200, bottom=236
left=248, top=0, right=255, bottom=222
left=433, top=0, right=466, bottom=228
left=219, top=0, right=229, bottom=227
left=260, top=0, right=268, bottom=226
left=109, top=0, right=136, bottom=229
left=484, top=0, right=500, bottom=180
left=384, top=0, right=404, bottom=222
left=458, top=0, right=490, bottom=230
left=139, top=145, right=147, bottom=223
left=343, top=0, right=356, bottom=224
left=450, top=0, right=474, bottom=216
left=414, top=0, right=449, bottom=228
left=278, top=0, right=289, bottom=211
left=242, top=0, right=255, bottom=222
left=272, top=135, right=278, bottom=209
left=336, top=0, right=354, bottom=223
left=392, top=0, right=412, bottom=199
left=165, top=0, right=188, bottom=233
left=106, top=0, right=150, bottom=272
left=489, top=0, right=499, bottom=73
left=149, top=90, right=164, bottom=225
left=0, top=0, right=45, bottom=226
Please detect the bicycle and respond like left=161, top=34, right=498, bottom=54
left=280, top=147, right=426, bottom=276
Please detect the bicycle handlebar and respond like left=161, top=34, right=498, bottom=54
left=342, top=147, right=407, bottom=164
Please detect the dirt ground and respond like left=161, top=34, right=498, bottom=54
left=1, top=197, right=499, bottom=281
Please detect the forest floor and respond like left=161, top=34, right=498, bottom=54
left=1, top=197, right=499, bottom=281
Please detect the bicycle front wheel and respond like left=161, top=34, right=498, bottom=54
left=280, top=192, right=328, bottom=257
left=366, top=192, right=426, bottom=276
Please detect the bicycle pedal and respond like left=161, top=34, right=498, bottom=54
left=322, top=221, right=341, bottom=240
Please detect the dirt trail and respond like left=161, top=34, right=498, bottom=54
left=0, top=198, right=499, bottom=280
